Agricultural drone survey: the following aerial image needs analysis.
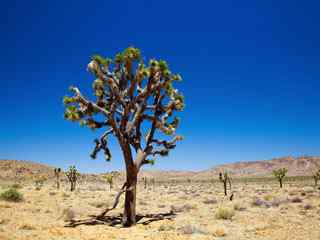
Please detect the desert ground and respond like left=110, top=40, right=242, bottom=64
left=0, top=178, right=319, bottom=240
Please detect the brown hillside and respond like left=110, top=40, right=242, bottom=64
left=1, top=156, right=320, bottom=182
left=0, top=159, right=55, bottom=181
left=194, top=156, right=320, bottom=179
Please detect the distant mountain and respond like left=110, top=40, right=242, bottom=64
left=194, top=156, right=320, bottom=179
left=1, top=156, right=319, bottom=182
left=0, top=159, right=55, bottom=180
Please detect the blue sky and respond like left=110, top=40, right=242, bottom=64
left=1, top=0, right=320, bottom=173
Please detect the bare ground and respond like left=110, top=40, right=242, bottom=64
left=0, top=180, right=319, bottom=240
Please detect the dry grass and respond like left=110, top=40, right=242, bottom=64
left=0, top=179, right=319, bottom=240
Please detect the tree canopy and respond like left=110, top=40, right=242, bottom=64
left=63, top=46, right=184, bottom=170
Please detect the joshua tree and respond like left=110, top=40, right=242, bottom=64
left=313, top=169, right=320, bottom=186
left=34, top=175, right=47, bottom=190
left=219, top=171, right=232, bottom=196
left=66, top=165, right=79, bottom=192
left=63, top=47, right=184, bottom=226
left=150, top=178, right=155, bottom=190
left=54, top=168, right=61, bottom=189
left=143, top=177, right=147, bottom=189
left=272, top=168, right=287, bottom=188
left=104, top=173, right=114, bottom=191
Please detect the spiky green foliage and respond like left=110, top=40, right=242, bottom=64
left=272, top=168, right=287, bottom=188
left=103, top=173, right=114, bottom=190
left=62, top=47, right=185, bottom=227
left=63, top=46, right=184, bottom=165
left=66, top=166, right=79, bottom=192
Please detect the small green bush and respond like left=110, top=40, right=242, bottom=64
left=0, top=188, right=23, bottom=202
left=11, top=183, right=22, bottom=189
left=215, top=206, right=235, bottom=220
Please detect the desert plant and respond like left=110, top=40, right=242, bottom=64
left=313, top=169, right=320, bottom=186
left=54, top=168, right=62, bottom=189
left=0, top=188, right=23, bottom=202
left=272, top=168, right=287, bottom=188
left=219, top=171, right=232, bottom=196
left=10, top=183, right=22, bottom=189
left=150, top=178, right=155, bottom=190
left=66, top=166, right=79, bottom=192
left=143, top=177, right=148, bottom=189
left=14, top=167, right=25, bottom=184
left=34, top=176, right=47, bottom=190
left=63, top=47, right=184, bottom=226
left=103, top=173, right=114, bottom=191
left=215, top=206, right=235, bottom=220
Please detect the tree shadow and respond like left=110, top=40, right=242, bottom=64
left=64, top=211, right=176, bottom=228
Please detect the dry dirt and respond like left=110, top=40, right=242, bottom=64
left=0, top=180, right=319, bottom=240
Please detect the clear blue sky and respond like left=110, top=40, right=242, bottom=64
left=1, top=0, right=320, bottom=173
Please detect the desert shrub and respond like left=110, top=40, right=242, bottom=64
left=263, top=194, right=274, bottom=201
left=0, top=188, right=23, bottom=202
left=215, top=206, right=235, bottom=220
left=302, top=186, right=314, bottom=193
left=291, top=196, right=303, bottom=203
left=203, top=198, right=217, bottom=204
left=158, top=224, right=175, bottom=231
left=252, top=198, right=266, bottom=207
left=303, top=203, right=313, bottom=210
left=19, top=224, right=36, bottom=230
left=10, top=183, right=22, bottom=189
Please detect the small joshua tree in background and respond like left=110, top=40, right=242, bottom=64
left=151, top=178, right=155, bottom=190
left=63, top=47, right=184, bottom=226
left=219, top=171, right=232, bottom=196
left=34, top=175, right=47, bottom=190
left=143, top=177, right=148, bottom=189
left=66, top=166, right=79, bottom=192
left=313, top=169, right=320, bottom=186
left=273, top=168, right=287, bottom=188
left=54, top=168, right=61, bottom=189
left=104, top=173, right=114, bottom=191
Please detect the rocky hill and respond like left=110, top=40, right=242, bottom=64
left=1, top=156, right=319, bottom=182
left=0, top=159, right=55, bottom=181
left=194, top=156, right=320, bottom=180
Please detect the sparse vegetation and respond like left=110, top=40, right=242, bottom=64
left=273, top=168, right=287, bottom=188
left=34, top=176, right=47, bottom=190
left=215, top=206, right=235, bottom=220
left=313, top=169, right=320, bottom=186
left=0, top=188, right=23, bottom=202
left=103, top=173, right=114, bottom=191
left=219, top=171, right=232, bottom=196
left=66, top=165, right=79, bottom=192
left=54, top=168, right=61, bottom=189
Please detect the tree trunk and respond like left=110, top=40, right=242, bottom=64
left=122, top=171, right=137, bottom=227
left=56, top=176, right=60, bottom=189
left=279, top=179, right=283, bottom=188
left=224, top=182, right=227, bottom=196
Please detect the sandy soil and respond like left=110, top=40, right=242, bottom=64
left=0, top=180, right=319, bottom=240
